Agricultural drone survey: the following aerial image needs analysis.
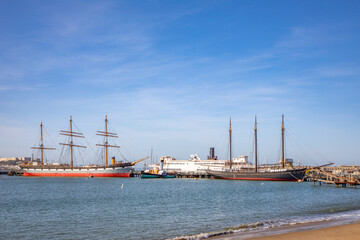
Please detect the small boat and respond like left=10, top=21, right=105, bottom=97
left=141, top=159, right=176, bottom=179
left=141, top=170, right=176, bottom=178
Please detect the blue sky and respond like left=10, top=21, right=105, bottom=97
left=1, top=0, right=359, bottom=167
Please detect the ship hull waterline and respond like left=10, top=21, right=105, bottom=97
left=207, top=168, right=306, bottom=182
left=21, top=166, right=132, bottom=178
left=141, top=173, right=176, bottom=179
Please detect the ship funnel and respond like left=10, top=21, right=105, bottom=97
left=112, top=157, right=115, bottom=165
left=208, top=147, right=215, bottom=160
left=160, top=159, right=164, bottom=170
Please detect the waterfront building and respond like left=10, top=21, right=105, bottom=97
left=0, top=157, right=31, bottom=162
left=323, top=165, right=360, bottom=177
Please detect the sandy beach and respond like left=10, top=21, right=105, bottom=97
left=249, top=222, right=360, bottom=240
left=209, top=220, right=360, bottom=240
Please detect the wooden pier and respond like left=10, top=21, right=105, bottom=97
left=174, top=173, right=211, bottom=179
left=7, top=170, right=24, bottom=176
left=133, top=171, right=211, bottom=179
left=307, top=168, right=360, bottom=188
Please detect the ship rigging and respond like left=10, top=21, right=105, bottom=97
left=207, top=115, right=307, bottom=181
left=21, top=116, right=148, bottom=177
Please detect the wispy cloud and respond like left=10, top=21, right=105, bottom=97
left=0, top=84, right=38, bottom=91
left=277, top=24, right=347, bottom=49
left=314, top=65, right=359, bottom=78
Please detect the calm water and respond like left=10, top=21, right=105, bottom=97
left=1, top=176, right=360, bottom=240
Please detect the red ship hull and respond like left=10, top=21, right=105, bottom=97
left=23, top=172, right=130, bottom=177
left=21, top=165, right=133, bottom=178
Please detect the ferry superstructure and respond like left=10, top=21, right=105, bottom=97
left=161, top=152, right=251, bottom=175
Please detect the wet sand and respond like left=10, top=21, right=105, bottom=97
left=209, top=220, right=360, bottom=240
left=249, top=222, right=360, bottom=240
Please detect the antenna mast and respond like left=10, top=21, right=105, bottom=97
left=254, top=116, right=258, bottom=172
left=96, top=115, right=120, bottom=166
left=31, top=122, right=56, bottom=165
left=59, top=116, right=87, bottom=169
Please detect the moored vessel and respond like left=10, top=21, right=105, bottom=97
left=141, top=158, right=176, bottom=178
left=21, top=164, right=135, bottom=178
left=207, top=115, right=306, bottom=181
left=21, top=116, right=148, bottom=177
left=207, top=168, right=306, bottom=181
left=141, top=171, right=176, bottom=179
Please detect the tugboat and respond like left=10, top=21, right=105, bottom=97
left=141, top=158, right=176, bottom=179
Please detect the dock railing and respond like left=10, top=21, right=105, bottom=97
left=307, top=168, right=360, bottom=188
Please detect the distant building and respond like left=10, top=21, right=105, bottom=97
left=323, top=165, right=360, bottom=177
left=0, top=157, right=33, bottom=171
left=0, top=157, right=31, bottom=162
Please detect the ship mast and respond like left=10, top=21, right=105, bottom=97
left=254, top=116, right=258, bottom=172
left=31, top=122, right=56, bottom=165
left=150, top=147, right=153, bottom=164
left=229, top=117, right=232, bottom=169
left=96, top=115, right=120, bottom=166
left=59, top=116, right=86, bottom=169
left=281, top=114, right=285, bottom=168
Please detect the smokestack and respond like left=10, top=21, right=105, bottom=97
left=160, top=159, right=164, bottom=170
left=208, top=147, right=215, bottom=160
left=112, top=157, right=115, bottom=165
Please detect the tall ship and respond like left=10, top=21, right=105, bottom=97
left=21, top=116, right=147, bottom=177
left=207, top=115, right=307, bottom=181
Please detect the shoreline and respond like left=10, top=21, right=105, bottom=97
left=208, top=218, right=360, bottom=240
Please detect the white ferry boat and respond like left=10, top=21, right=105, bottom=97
left=161, top=148, right=251, bottom=175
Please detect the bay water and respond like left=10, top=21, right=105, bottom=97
left=1, top=176, right=360, bottom=240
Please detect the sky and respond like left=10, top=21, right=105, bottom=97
left=1, top=0, right=360, bottom=167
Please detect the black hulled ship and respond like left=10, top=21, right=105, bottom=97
left=207, top=115, right=307, bottom=181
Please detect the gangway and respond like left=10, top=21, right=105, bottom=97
left=307, top=168, right=359, bottom=188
